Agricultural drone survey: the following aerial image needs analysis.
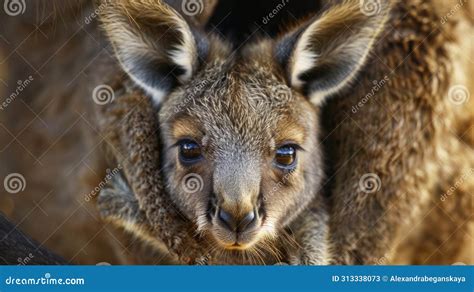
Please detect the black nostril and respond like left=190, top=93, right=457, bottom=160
left=217, top=209, right=256, bottom=233
left=218, top=209, right=238, bottom=231
left=238, top=211, right=256, bottom=232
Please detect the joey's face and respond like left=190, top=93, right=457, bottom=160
left=160, top=61, right=322, bottom=250
left=102, top=0, right=388, bottom=253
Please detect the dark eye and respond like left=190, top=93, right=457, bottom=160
left=274, top=145, right=297, bottom=168
left=178, top=139, right=202, bottom=163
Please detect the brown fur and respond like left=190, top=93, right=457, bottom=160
left=324, top=0, right=473, bottom=264
left=97, top=0, right=474, bottom=265
left=0, top=0, right=472, bottom=265
left=93, top=0, right=393, bottom=264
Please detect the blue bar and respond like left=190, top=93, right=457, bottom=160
left=0, top=266, right=472, bottom=291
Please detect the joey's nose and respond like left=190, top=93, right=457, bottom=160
left=218, top=209, right=256, bottom=233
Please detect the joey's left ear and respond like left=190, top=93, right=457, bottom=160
left=100, top=0, right=208, bottom=105
left=275, top=1, right=390, bottom=105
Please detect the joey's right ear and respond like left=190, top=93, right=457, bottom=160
left=100, top=0, right=208, bottom=105
left=275, top=0, right=390, bottom=105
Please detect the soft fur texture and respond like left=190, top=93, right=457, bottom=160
left=97, top=86, right=211, bottom=264
left=94, top=0, right=391, bottom=264
left=97, top=0, right=473, bottom=265
left=96, top=80, right=329, bottom=264
left=323, top=0, right=473, bottom=264
left=0, top=0, right=472, bottom=265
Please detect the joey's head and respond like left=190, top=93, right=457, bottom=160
left=101, top=0, right=388, bottom=251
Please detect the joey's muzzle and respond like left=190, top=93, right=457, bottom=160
left=217, top=208, right=257, bottom=233
left=209, top=155, right=264, bottom=248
